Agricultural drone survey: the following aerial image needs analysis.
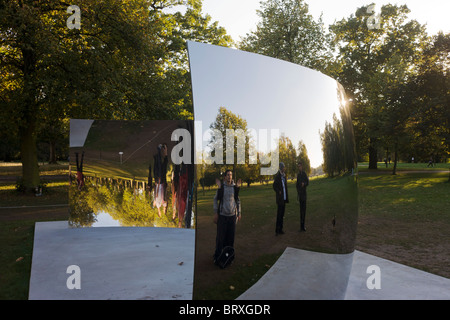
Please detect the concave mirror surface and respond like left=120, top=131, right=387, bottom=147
left=68, top=119, right=195, bottom=229
left=188, top=41, right=358, bottom=299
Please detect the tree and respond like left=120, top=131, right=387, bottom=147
left=278, top=136, right=297, bottom=179
left=0, top=0, right=232, bottom=192
left=406, top=32, right=450, bottom=164
left=330, top=3, right=428, bottom=170
left=208, top=106, right=249, bottom=179
left=320, top=107, right=356, bottom=178
left=239, top=0, right=332, bottom=74
left=321, top=114, right=344, bottom=177
left=296, top=140, right=311, bottom=176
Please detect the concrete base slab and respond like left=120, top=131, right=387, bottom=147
left=237, top=247, right=450, bottom=300
left=237, top=247, right=354, bottom=300
left=29, top=221, right=195, bottom=300
left=345, top=250, right=450, bottom=300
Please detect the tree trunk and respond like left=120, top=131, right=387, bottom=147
left=20, top=119, right=40, bottom=192
left=392, top=142, right=398, bottom=175
left=368, top=137, right=378, bottom=169
left=49, top=140, right=57, bottom=164
left=19, top=46, right=40, bottom=192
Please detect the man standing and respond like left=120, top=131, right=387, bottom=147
left=296, top=162, right=309, bottom=232
left=273, top=162, right=288, bottom=236
left=213, top=170, right=241, bottom=265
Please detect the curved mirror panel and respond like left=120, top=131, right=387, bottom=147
left=188, top=41, right=358, bottom=300
left=69, top=119, right=195, bottom=229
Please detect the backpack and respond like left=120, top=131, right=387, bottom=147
left=216, top=246, right=235, bottom=269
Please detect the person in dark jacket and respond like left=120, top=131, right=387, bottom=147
left=296, top=162, right=309, bottom=231
left=273, top=162, right=288, bottom=236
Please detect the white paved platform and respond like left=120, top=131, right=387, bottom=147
left=237, top=247, right=450, bottom=300
left=29, top=223, right=449, bottom=300
left=29, top=221, right=195, bottom=300
left=345, top=250, right=450, bottom=300
left=237, top=247, right=354, bottom=300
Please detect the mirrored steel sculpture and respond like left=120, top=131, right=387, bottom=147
left=187, top=41, right=358, bottom=300
left=68, top=119, right=195, bottom=229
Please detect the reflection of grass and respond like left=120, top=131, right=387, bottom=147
left=198, top=175, right=358, bottom=254
left=195, top=175, right=358, bottom=299
left=84, top=120, right=149, bottom=152
left=81, top=159, right=151, bottom=181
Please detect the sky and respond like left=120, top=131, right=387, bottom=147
left=188, top=41, right=345, bottom=170
left=201, top=0, right=450, bottom=43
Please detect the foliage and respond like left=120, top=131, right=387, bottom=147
left=329, top=4, right=432, bottom=170
left=68, top=179, right=180, bottom=227
left=203, top=107, right=312, bottom=184
left=239, top=0, right=332, bottom=74
left=0, top=0, right=232, bottom=191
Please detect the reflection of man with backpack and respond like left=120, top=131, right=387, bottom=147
left=213, top=170, right=241, bottom=267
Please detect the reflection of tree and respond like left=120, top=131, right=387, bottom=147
left=68, top=183, right=95, bottom=227
left=320, top=86, right=357, bottom=177
left=68, top=176, right=182, bottom=228
left=296, top=141, right=311, bottom=176
left=321, top=115, right=344, bottom=177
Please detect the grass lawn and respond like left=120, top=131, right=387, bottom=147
left=0, top=162, right=69, bottom=299
left=356, top=171, right=450, bottom=277
left=0, top=162, right=449, bottom=300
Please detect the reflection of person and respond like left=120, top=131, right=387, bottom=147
left=153, top=143, right=168, bottom=216
left=153, top=183, right=167, bottom=217
left=75, top=151, right=85, bottom=191
left=176, top=164, right=189, bottom=228
left=213, top=170, right=241, bottom=265
left=154, top=143, right=168, bottom=185
left=273, top=162, right=288, bottom=236
left=427, top=157, right=434, bottom=167
left=296, top=162, right=309, bottom=232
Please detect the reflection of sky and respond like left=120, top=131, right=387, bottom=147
left=188, top=41, right=342, bottom=169
left=92, top=211, right=121, bottom=227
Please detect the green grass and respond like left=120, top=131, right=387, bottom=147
left=358, top=161, right=450, bottom=171
left=0, top=181, right=68, bottom=208
left=195, top=252, right=283, bottom=300
left=356, top=171, right=450, bottom=277
left=0, top=220, right=35, bottom=299
left=358, top=172, right=449, bottom=223
left=0, top=162, right=69, bottom=176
